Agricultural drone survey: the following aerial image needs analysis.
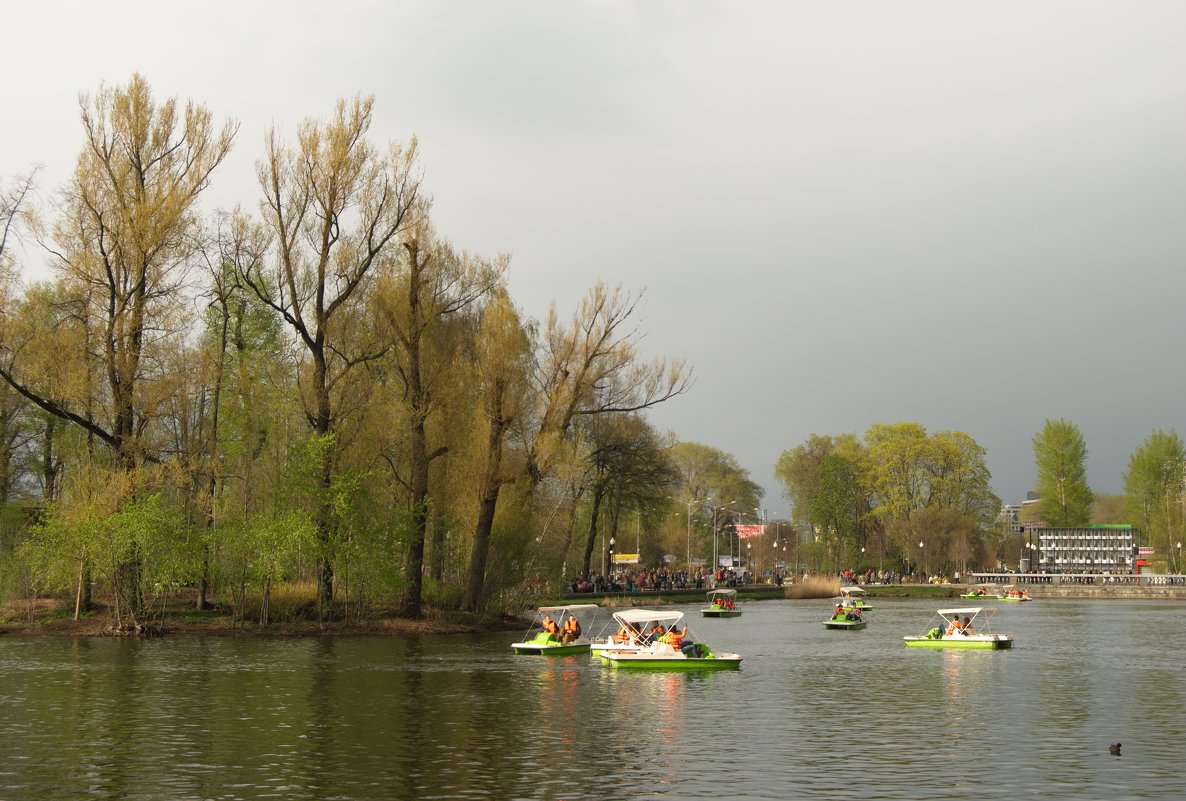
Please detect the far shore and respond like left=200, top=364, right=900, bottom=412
left=0, top=599, right=524, bottom=639
left=5, top=580, right=1184, bottom=638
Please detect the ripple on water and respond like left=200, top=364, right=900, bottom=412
left=1, top=599, right=1185, bottom=799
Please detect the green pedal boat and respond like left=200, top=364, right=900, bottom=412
left=824, top=608, right=867, bottom=630
left=599, top=609, right=742, bottom=670
left=511, top=604, right=599, bottom=655
left=701, top=588, right=742, bottom=618
left=903, top=607, right=1013, bottom=650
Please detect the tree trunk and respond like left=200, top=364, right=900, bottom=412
left=462, top=413, right=509, bottom=612
left=581, top=485, right=606, bottom=580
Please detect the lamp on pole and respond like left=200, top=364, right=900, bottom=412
left=608, top=536, right=616, bottom=577
left=1177, top=541, right=1182, bottom=575
left=918, top=541, right=925, bottom=582
left=710, top=500, right=737, bottom=579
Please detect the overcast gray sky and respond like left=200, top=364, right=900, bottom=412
left=5, top=1, right=1186, bottom=518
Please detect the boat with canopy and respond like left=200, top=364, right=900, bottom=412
left=838, top=586, right=873, bottom=610
left=701, top=588, right=742, bottom=618
left=902, top=607, right=1013, bottom=650
left=511, top=604, right=599, bottom=655
left=598, top=609, right=742, bottom=670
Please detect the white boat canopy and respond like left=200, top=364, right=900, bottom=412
left=707, top=589, right=737, bottom=597
left=536, top=604, right=600, bottom=613
left=612, top=608, right=686, bottom=626
left=937, top=607, right=994, bottom=617
left=839, top=586, right=867, bottom=595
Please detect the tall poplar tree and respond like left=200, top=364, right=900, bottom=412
left=1124, top=429, right=1185, bottom=560
left=1032, top=418, right=1093, bottom=527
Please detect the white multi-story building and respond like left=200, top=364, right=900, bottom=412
left=1033, top=525, right=1138, bottom=573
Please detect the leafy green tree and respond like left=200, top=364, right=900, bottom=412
left=1032, top=419, right=1093, bottom=527
left=774, top=434, right=836, bottom=529
left=1124, top=430, right=1185, bottom=563
left=576, top=414, right=679, bottom=579
left=0, top=75, right=235, bottom=624
left=809, top=451, right=862, bottom=552
left=1092, top=493, right=1128, bottom=524
left=929, top=430, right=1000, bottom=520
left=670, top=440, right=763, bottom=564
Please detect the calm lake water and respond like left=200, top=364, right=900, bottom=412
left=1, top=597, right=1183, bottom=801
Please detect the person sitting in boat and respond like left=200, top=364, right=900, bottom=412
left=845, top=608, right=862, bottom=622
left=946, top=618, right=964, bottom=636
left=613, top=623, right=633, bottom=644
left=712, top=596, right=723, bottom=608
left=646, top=624, right=666, bottom=645
left=541, top=615, right=559, bottom=637
left=725, top=597, right=735, bottom=610
left=960, top=616, right=973, bottom=634
left=662, top=624, right=689, bottom=653
left=560, top=615, right=582, bottom=644
left=833, top=603, right=845, bottom=619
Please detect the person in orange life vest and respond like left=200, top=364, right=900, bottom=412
left=561, top=615, right=581, bottom=644
left=541, top=615, right=559, bottom=638
left=946, top=617, right=964, bottom=636
left=663, top=624, right=688, bottom=652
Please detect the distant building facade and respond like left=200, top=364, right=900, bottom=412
left=999, top=504, right=1023, bottom=535
left=1032, top=525, right=1138, bottom=574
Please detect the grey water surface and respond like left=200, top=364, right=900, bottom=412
left=0, top=597, right=1180, bottom=800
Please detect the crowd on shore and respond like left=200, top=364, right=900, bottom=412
left=559, top=563, right=980, bottom=596
left=567, top=565, right=792, bottom=594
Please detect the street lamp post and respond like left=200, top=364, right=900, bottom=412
left=918, top=541, right=925, bottom=582
left=1177, top=541, right=1182, bottom=575
left=712, top=505, right=720, bottom=579
left=711, top=501, right=738, bottom=579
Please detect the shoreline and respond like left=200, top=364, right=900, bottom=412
left=0, top=602, right=524, bottom=639
left=5, top=582, right=1184, bottom=638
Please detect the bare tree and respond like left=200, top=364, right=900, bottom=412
left=238, top=95, right=421, bottom=611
